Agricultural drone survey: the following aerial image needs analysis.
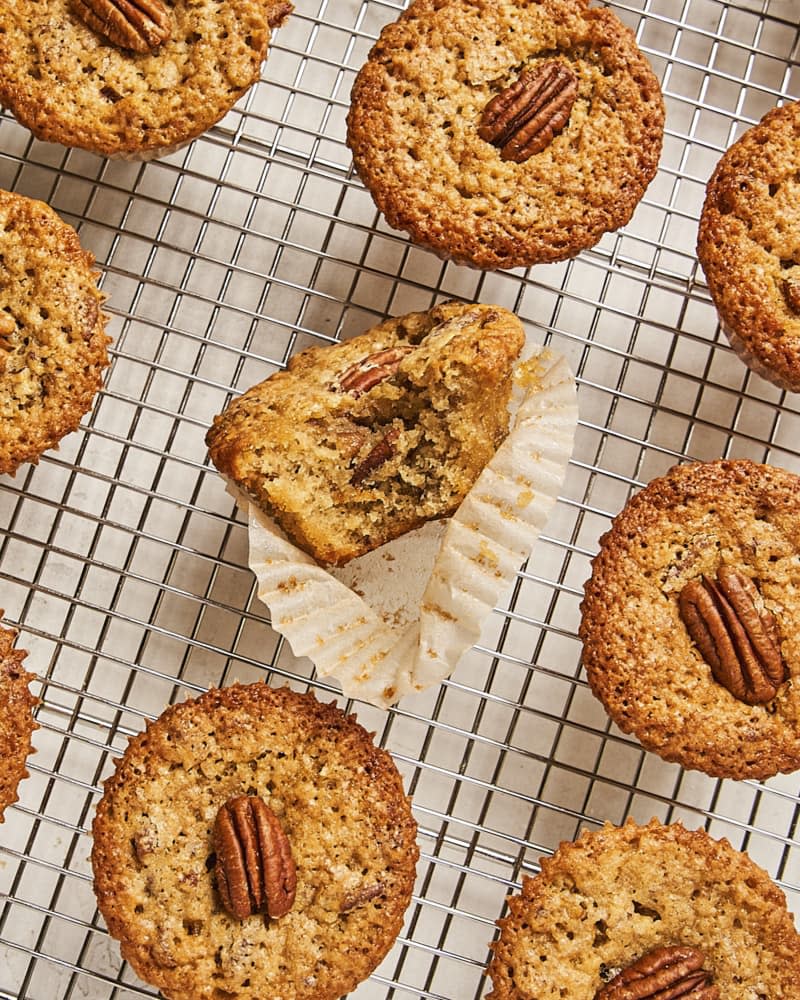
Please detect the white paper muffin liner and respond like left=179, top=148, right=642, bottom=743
left=233, top=346, right=578, bottom=708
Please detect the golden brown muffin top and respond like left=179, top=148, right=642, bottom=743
left=0, top=616, right=37, bottom=822
left=487, top=818, right=800, bottom=1000
left=698, top=100, right=800, bottom=390
left=91, top=683, right=419, bottom=1000
left=580, top=459, right=800, bottom=780
left=0, top=0, right=291, bottom=157
left=0, top=188, right=110, bottom=476
left=347, top=0, right=664, bottom=270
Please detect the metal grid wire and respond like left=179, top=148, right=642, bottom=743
left=1, top=0, right=800, bottom=997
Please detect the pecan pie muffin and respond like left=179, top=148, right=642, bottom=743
left=0, top=188, right=110, bottom=476
left=580, top=458, right=800, bottom=780
left=0, top=615, right=37, bottom=822
left=486, top=818, right=800, bottom=1000
left=206, top=300, right=525, bottom=565
left=91, top=683, right=419, bottom=1000
left=346, top=0, right=664, bottom=270
left=698, top=100, right=800, bottom=391
left=0, top=0, right=292, bottom=158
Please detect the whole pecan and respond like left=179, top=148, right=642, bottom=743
left=351, top=427, right=400, bottom=485
left=70, top=0, right=172, bottom=52
left=679, top=565, right=787, bottom=705
left=478, top=60, right=578, bottom=163
left=595, top=945, right=719, bottom=1000
left=335, top=346, right=414, bottom=397
left=783, top=277, right=800, bottom=315
left=214, top=795, right=296, bottom=921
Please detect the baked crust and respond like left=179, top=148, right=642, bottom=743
left=91, top=683, right=419, bottom=1000
left=698, top=100, right=800, bottom=391
left=487, top=818, right=800, bottom=1000
left=206, top=300, right=525, bottom=565
left=0, top=189, right=110, bottom=476
left=0, top=616, right=37, bottom=822
left=580, top=458, right=800, bottom=780
left=346, top=0, right=664, bottom=270
left=0, top=0, right=292, bottom=157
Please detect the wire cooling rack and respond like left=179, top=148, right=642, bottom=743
left=2, top=1, right=800, bottom=998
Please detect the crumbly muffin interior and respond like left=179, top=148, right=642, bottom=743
left=206, top=301, right=525, bottom=565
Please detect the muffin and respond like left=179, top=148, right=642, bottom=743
left=486, top=818, right=800, bottom=1000
left=0, top=0, right=292, bottom=158
left=698, top=100, right=800, bottom=390
left=0, top=616, right=37, bottom=822
left=0, top=189, right=110, bottom=476
left=91, top=683, right=419, bottom=1000
left=346, top=0, right=664, bottom=270
left=580, top=458, right=800, bottom=780
left=206, top=300, right=525, bottom=566
left=232, top=344, right=577, bottom=707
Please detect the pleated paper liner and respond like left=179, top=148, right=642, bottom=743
left=233, top=346, right=578, bottom=708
